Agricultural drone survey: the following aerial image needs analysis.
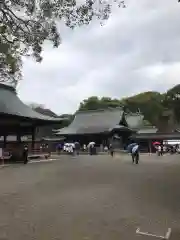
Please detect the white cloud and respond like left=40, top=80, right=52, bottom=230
left=18, top=0, right=180, bottom=114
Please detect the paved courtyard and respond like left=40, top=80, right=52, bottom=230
left=0, top=154, right=180, bottom=239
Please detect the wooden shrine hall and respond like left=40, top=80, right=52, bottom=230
left=56, top=107, right=133, bottom=148
left=0, top=84, right=64, bottom=156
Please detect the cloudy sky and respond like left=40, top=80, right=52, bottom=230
left=18, top=0, right=180, bottom=115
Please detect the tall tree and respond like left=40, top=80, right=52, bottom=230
left=79, top=96, right=100, bottom=110
left=163, top=84, right=180, bottom=122
left=79, top=96, right=122, bottom=111
left=121, top=91, right=165, bottom=126
left=0, top=0, right=125, bottom=87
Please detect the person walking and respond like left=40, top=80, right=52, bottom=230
left=157, top=145, right=161, bottom=156
left=109, top=144, right=114, bottom=157
left=23, top=145, right=28, bottom=164
left=160, top=144, right=163, bottom=156
left=131, top=144, right=139, bottom=164
left=75, top=142, right=80, bottom=155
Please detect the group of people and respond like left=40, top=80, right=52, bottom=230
left=156, top=145, right=165, bottom=156
left=156, top=144, right=180, bottom=155
left=57, top=142, right=92, bottom=155
left=56, top=142, right=116, bottom=157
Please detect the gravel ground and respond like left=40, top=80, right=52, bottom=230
left=0, top=154, right=180, bottom=239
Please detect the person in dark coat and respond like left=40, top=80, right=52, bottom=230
left=75, top=142, right=80, bottom=155
left=160, top=145, right=163, bottom=156
left=89, top=144, right=93, bottom=155
left=23, top=145, right=28, bottom=164
left=131, top=145, right=139, bottom=164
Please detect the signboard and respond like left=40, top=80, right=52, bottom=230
left=163, top=140, right=180, bottom=145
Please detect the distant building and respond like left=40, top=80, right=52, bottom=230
left=56, top=107, right=133, bottom=148
left=130, top=110, right=180, bottom=152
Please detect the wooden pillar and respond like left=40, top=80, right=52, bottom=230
left=16, top=127, right=21, bottom=144
left=3, top=135, right=7, bottom=148
left=16, top=133, right=21, bottom=143
left=148, top=140, right=152, bottom=155
left=16, top=131, right=22, bottom=160
left=31, top=127, right=36, bottom=150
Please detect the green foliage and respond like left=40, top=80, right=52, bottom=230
left=0, top=0, right=126, bottom=86
left=79, top=96, right=122, bottom=111
left=78, top=85, right=180, bottom=126
left=163, top=84, right=180, bottom=122
left=121, top=91, right=165, bottom=126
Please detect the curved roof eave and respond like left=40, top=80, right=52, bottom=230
left=0, top=84, right=64, bottom=122
left=55, top=125, right=133, bottom=136
left=55, top=108, right=125, bottom=134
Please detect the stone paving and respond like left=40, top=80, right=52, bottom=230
left=0, top=154, right=179, bottom=239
